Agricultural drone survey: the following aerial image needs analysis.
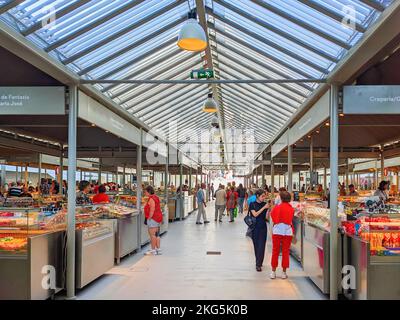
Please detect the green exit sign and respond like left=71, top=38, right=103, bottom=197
left=190, top=69, right=214, bottom=79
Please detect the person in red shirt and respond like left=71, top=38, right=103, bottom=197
left=144, top=185, right=163, bottom=255
left=226, top=186, right=238, bottom=222
left=270, top=191, right=294, bottom=279
left=92, top=185, right=110, bottom=204
left=93, top=183, right=100, bottom=194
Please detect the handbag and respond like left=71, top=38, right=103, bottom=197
left=144, top=217, right=148, bottom=225
left=244, top=211, right=256, bottom=230
left=234, top=207, right=238, bottom=218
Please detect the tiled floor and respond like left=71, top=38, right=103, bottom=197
left=76, top=202, right=326, bottom=300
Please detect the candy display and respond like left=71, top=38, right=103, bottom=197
left=0, top=236, right=27, bottom=251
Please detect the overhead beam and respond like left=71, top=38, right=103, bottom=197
left=81, top=78, right=326, bottom=85
left=250, top=0, right=351, bottom=49
left=359, top=0, right=385, bottom=12
left=21, top=0, right=92, bottom=36
left=0, top=0, right=24, bottom=15
left=44, top=0, right=149, bottom=52
left=297, top=0, right=366, bottom=33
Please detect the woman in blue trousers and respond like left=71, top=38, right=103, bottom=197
left=249, top=189, right=271, bottom=272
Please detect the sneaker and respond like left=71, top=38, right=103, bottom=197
left=270, top=271, right=276, bottom=279
left=281, top=272, right=288, bottom=279
left=144, top=249, right=157, bottom=256
left=196, top=222, right=203, bottom=225
left=156, top=249, right=162, bottom=255
left=204, top=221, right=210, bottom=224
left=256, top=266, right=262, bottom=272
left=219, top=220, right=222, bottom=222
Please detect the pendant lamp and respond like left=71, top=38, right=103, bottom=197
left=202, top=93, right=218, bottom=113
left=177, top=10, right=207, bottom=52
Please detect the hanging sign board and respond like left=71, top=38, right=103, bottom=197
left=271, top=130, right=288, bottom=158
left=0, top=86, right=65, bottom=115
left=79, top=91, right=141, bottom=145
left=289, top=91, right=330, bottom=145
left=343, top=85, right=400, bottom=114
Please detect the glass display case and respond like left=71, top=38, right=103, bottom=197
left=0, top=207, right=65, bottom=299
left=341, top=213, right=400, bottom=299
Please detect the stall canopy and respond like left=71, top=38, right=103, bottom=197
left=0, top=0, right=395, bottom=165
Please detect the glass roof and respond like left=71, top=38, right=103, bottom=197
left=0, top=0, right=394, bottom=165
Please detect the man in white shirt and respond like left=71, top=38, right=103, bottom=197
left=214, top=185, right=226, bottom=222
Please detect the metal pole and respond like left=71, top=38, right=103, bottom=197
left=180, top=163, right=183, bottom=220
left=261, top=164, right=265, bottom=187
left=324, top=166, right=327, bottom=193
left=165, top=144, right=169, bottom=220
left=59, top=146, right=63, bottom=195
left=310, top=136, right=314, bottom=189
left=271, top=158, right=275, bottom=192
left=329, top=84, right=339, bottom=300
left=80, top=170, right=82, bottom=181
left=98, top=159, right=102, bottom=184
left=288, top=144, right=293, bottom=193
left=137, top=128, right=143, bottom=252
left=66, top=85, right=78, bottom=299
left=38, top=154, right=42, bottom=187
left=189, top=166, right=192, bottom=193
left=81, top=78, right=326, bottom=85
left=380, top=146, right=385, bottom=182
left=1, top=165, right=6, bottom=187
left=345, top=159, right=349, bottom=187
left=298, top=172, right=301, bottom=191
left=123, top=165, right=126, bottom=188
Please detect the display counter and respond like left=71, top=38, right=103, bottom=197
left=341, top=215, right=400, bottom=299
left=76, top=204, right=139, bottom=264
left=0, top=208, right=65, bottom=299
left=288, top=201, right=303, bottom=264
left=302, top=204, right=345, bottom=294
left=75, top=218, right=114, bottom=289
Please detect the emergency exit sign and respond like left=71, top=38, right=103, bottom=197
left=190, top=69, right=214, bottom=79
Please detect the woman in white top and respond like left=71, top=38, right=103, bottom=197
left=374, top=181, right=389, bottom=202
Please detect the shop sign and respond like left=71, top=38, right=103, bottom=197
left=271, top=129, right=288, bottom=158
left=190, top=69, right=214, bottom=79
left=343, top=85, right=400, bottom=114
left=288, top=91, right=329, bottom=145
left=0, top=87, right=65, bottom=115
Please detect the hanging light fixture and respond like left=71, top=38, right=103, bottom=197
left=202, top=93, right=217, bottom=113
left=177, top=9, right=207, bottom=52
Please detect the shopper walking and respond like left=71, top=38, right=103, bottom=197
left=196, top=183, right=209, bottom=224
left=226, top=186, right=238, bottom=222
left=237, top=183, right=246, bottom=214
left=211, top=183, right=215, bottom=200
left=270, top=191, right=294, bottom=279
left=143, top=185, right=163, bottom=255
left=214, top=184, right=226, bottom=222
left=249, top=189, right=271, bottom=271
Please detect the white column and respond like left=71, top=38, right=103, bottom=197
left=59, top=146, right=63, bottom=195
left=329, top=84, right=339, bottom=300
left=136, top=129, right=143, bottom=252
left=288, top=144, right=293, bottom=193
left=66, top=85, right=78, bottom=299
